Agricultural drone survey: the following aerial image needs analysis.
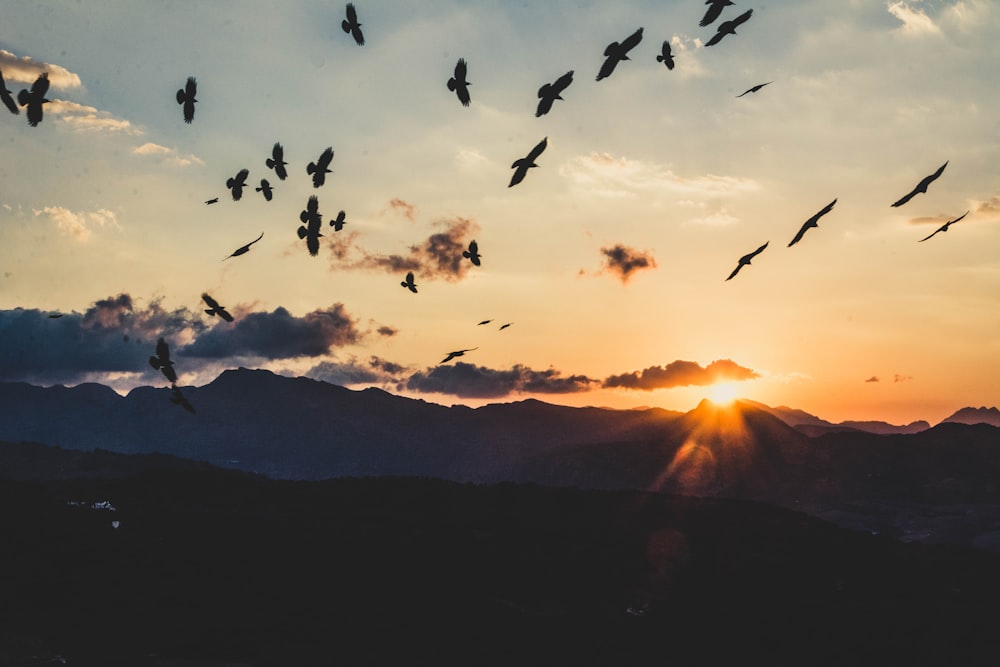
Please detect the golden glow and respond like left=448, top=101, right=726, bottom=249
left=707, top=382, right=739, bottom=405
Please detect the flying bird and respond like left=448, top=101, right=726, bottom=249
left=499, top=323, right=513, bottom=331
left=306, top=146, right=334, bottom=188
left=342, top=3, right=365, bottom=45
left=170, top=385, right=196, bottom=414
left=17, top=72, right=50, bottom=127
left=447, top=58, right=471, bottom=107
left=705, top=9, right=753, bottom=46
left=226, top=168, right=250, bottom=201
left=298, top=195, right=324, bottom=256
left=919, top=210, right=969, bottom=242
left=656, top=41, right=675, bottom=70
left=700, top=0, right=735, bottom=27
left=536, top=70, right=573, bottom=117
left=149, top=337, right=178, bottom=384
left=201, top=293, right=234, bottom=322
left=47, top=313, right=63, bottom=319
left=440, top=348, right=477, bottom=364
left=463, top=240, right=481, bottom=266
left=266, top=142, right=288, bottom=180
left=737, top=81, right=772, bottom=97
left=726, top=241, right=768, bottom=281
left=787, top=199, right=838, bottom=247
left=478, top=319, right=493, bottom=326
left=329, top=210, right=347, bottom=232
left=0, top=69, right=19, bottom=115
left=891, top=161, right=949, bottom=207
left=401, top=271, right=418, bottom=293
left=223, top=232, right=264, bottom=260
left=176, top=76, right=197, bottom=124
left=509, top=137, right=547, bottom=188
left=256, top=179, right=273, bottom=201
left=204, top=197, right=219, bottom=205
left=596, top=27, right=643, bottom=81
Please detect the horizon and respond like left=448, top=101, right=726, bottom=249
left=2, top=1, right=998, bottom=425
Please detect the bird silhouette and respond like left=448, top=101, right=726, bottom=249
left=47, top=313, right=63, bottom=319
left=401, top=271, right=418, bottom=293
left=891, top=161, right=948, bottom=207
left=306, top=147, right=334, bottom=188
left=266, top=142, right=288, bottom=180
left=226, top=169, right=250, bottom=201
left=788, top=199, right=837, bottom=247
left=170, top=384, right=196, bottom=413
left=657, top=41, right=675, bottom=70
left=223, top=232, right=264, bottom=260
left=705, top=9, right=753, bottom=46
left=17, top=72, right=50, bottom=127
left=204, top=197, right=219, bottom=205
left=201, top=293, right=234, bottom=322
left=342, top=3, right=365, bottom=45
left=919, top=210, right=969, bottom=242
left=596, top=27, right=643, bottom=81
left=700, top=0, right=735, bottom=27
left=463, top=240, right=481, bottom=266
left=176, top=76, right=197, bottom=123
left=509, top=137, right=548, bottom=187
left=0, top=69, right=19, bottom=115
left=149, top=337, right=178, bottom=383
left=726, top=241, right=768, bottom=281
left=536, top=70, right=573, bottom=117
left=298, top=195, right=324, bottom=256
left=256, top=179, right=273, bottom=201
left=737, top=81, right=772, bottom=97
left=478, top=319, right=493, bottom=325
left=499, top=322, right=513, bottom=330
left=447, top=58, right=471, bottom=107
left=329, top=210, right=347, bottom=231
left=440, top=348, right=477, bottom=364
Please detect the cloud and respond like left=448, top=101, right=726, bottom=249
left=887, top=2, right=941, bottom=35
left=132, top=142, right=204, bottom=167
left=406, top=363, right=597, bottom=399
left=0, top=50, right=82, bottom=88
left=305, top=355, right=410, bottom=386
left=329, top=217, right=481, bottom=281
left=865, top=376, right=880, bottom=383
left=894, top=374, right=913, bottom=383
left=48, top=99, right=141, bottom=135
left=386, top=198, right=416, bottom=221
left=180, top=303, right=362, bottom=359
left=561, top=153, right=759, bottom=198
left=376, top=325, right=398, bottom=337
left=972, top=194, right=1000, bottom=219
left=599, top=244, right=657, bottom=283
left=32, top=206, right=119, bottom=241
left=602, top=359, right=761, bottom=391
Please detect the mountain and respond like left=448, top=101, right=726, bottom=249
left=942, top=406, right=1000, bottom=427
left=742, top=399, right=930, bottom=435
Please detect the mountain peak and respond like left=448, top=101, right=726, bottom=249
left=942, top=406, right=1000, bottom=427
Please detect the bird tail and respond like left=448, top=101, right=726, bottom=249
left=447, top=77, right=457, bottom=92
left=342, top=19, right=351, bottom=34
left=266, top=158, right=275, bottom=169
left=306, top=162, right=316, bottom=175
left=176, top=89, right=186, bottom=104
left=149, top=356, right=162, bottom=370
left=205, top=309, right=217, bottom=317
left=17, top=89, right=30, bottom=106
left=296, top=226, right=308, bottom=239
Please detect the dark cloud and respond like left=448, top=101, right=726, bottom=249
left=386, top=198, right=416, bottom=221
left=602, top=359, right=760, bottom=391
left=181, top=303, right=361, bottom=359
left=306, top=355, right=409, bottom=386
left=406, top=362, right=597, bottom=399
left=600, top=244, right=657, bottom=283
left=329, top=217, right=480, bottom=281
left=865, top=376, right=880, bottom=383
left=376, top=325, right=398, bottom=337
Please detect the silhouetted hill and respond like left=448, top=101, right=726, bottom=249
left=742, top=399, right=930, bottom=435
left=942, top=406, right=1000, bottom=427
left=2, top=472, right=999, bottom=666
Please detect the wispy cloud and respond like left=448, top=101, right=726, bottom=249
left=0, top=49, right=82, bottom=88
left=48, top=99, right=141, bottom=135
left=599, top=244, right=657, bottom=283
left=385, top=198, right=416, bottom=221
left=32, top=206, right=119, bottom=241
left=561, top=153, right=759, bottom=198
left=887, top=1, right=941, bottom=35
left=603, top=359, right=760, bottom=391
left=132, top=142, right=204, bottom=167
left=305, top=356, right=410, bottom=386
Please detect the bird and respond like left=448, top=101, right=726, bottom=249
left=17, top=72, right=50, bottom=127
left=891, top=161, right=949, bottom=207
left=536, top=70, right=573, bottom=117
left=306, top=147, right=334, bottom=188
left=255, top=179, right=273, bottom=201
left=47, top=313, right=63, bottom=318
left=700, top=0, right=735, bottom=27
left=342, top=3, right=365, bottom=45
left=401, top=271, right=418, bottom=293
left=726, top=241, right=768, bottom=281
left=447, top=58, right=471, bottom=107
left=266, top=142, right=288, bottom=180
left=656, top=41, right=676, bottom=70
left=329, top=210, right=347, bottom=232
left=299, top=195, right=324, bottom=255
left=204, top=197, right=219, bottom=205
left=170, top=384, right=196, bottom=413
left=478, top=319, right=493, bottom=326
left=226, top=168, right=250, bottom=201
left=705, top=9, right=753, bottom=46
left=223, top=232, right=264, bottom=260
left=788, top=199, right=837, bottom=247
left=440, top=348, right=477, bottom=364
left=499, top=323, right=513, bottom=331
left=737, top=81, right=772, bottom=97
left=201, top=293, right=234, bottom=322
left=176, top=76, right=197, bottom=124
left=149, top=337, right=178, bottom=384
left=919, top=210, right=969, bottom=242
left=463, top=240, right=481, bottom=266
left=509, top=137, right=547, bottom=187
left=596, top=27, right=643, bottom=81
left=0, top=69, right=19, bottom=115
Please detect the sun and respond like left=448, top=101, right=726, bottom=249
left=707, top=382, right=739, bottom=405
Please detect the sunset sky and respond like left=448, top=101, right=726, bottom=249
left=1, top=0, right=997, bottom=425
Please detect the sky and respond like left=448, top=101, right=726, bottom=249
left=1, top=0, right=998, bottom=425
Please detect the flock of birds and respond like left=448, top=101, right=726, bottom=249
left=3, top=1, right=976, bottom=412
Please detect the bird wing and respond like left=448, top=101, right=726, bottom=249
left=185, top=76, right=196, bottom=98
left=891, top=188, right=918, bottom=208
left=272, top=143, right=284, bottom=162
left=731, top=9, right=753, bottom=27
left=526, top=137, right=548, bottom=162
left=553, top=70, right=574, bottom=93
left=947, top=210, right=969, bottom=225
left=318, top=147, right=334, bottom=169
left=248, top=231, right=264, bottom=246
left=596, top=55, right=618, bottom=81
left=454, top=58, right=467, bottom=81
left=0, top=70, right=18, bottom=115
left=307, top=194, right=319, bottom=215
left=236, top=168, right=249, bottom=185
left=468, top=240, right=478, bottom=254
left=156, top=338, right=171, bottom=364
left=32, top=72, right=50, bottom=97
left=620, top=27, right=643, bottom=53
left=725, top=263, right=743, bottom=281
left=704, top=31, right=724, bottom=47
left=346, top=3, right=357, bottom=24
left=700, top=2, right=726, bottom=27
left=787, top=222, right=812, bottom=247
left=921, top=161, right=948, bottom=187
left=535, top=95, right=553, bottom=117
left=508, top=167, right=526, bottom=188
left=202, top=293, right=220, bottom=310
left=918, top=227, right=943, bottom=242
left=457, top=84, right=471, bottom=107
